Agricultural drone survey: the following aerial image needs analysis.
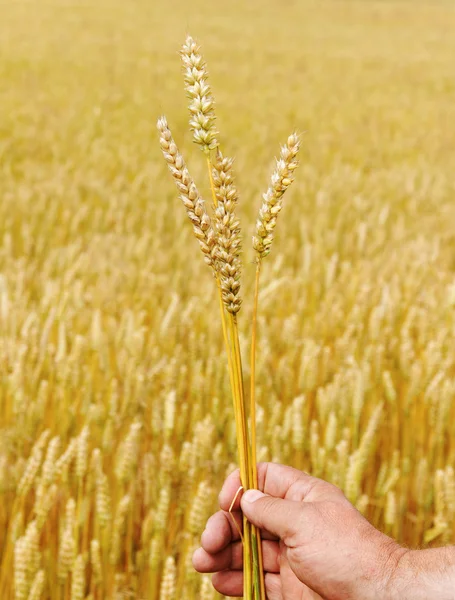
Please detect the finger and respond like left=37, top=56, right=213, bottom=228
left=193, top=539, right=280, bottom=573
left=265, top=573, right=283, bottom=600
left=219, top=463, right=322, bottom=511
left=201, top=510, right=243, bottom=553
left=212, top=570, right=242, bottom=596
left=201, top=510, right=277, bottom=554
left=280, top=546, right=324, bottom=599
left=218, top=469, right=242, bottom=511
left=241, top=490, right=314, bottom=543
left=211, top=571, right=282, bottom=599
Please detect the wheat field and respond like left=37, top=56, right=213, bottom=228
left=1, top=0, right=455, bottom=598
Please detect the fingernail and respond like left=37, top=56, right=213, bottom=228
left=243, top=489, right=266, bottom=503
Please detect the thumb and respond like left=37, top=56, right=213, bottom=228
left=241, top=489, right=306, bottom=542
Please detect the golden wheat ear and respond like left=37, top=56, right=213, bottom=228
left=180, top=36, right=218, bottom=154
left=212, top=150, right=242, bottom=315
left=253, top=133, right=300, bottom=259
left=157, top=116, right=217, bottom=271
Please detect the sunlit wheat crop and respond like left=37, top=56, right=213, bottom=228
left=1, top=0, right=455, bottom=598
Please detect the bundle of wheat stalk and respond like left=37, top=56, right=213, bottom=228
left=157, top=36, right=300, bottom=600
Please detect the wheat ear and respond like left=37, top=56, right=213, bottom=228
left=253, top=133, right=300, bottom=258
left=180, top=35, right=218, bottom=153
left=212, top=150, right=242, bottom=314
left=157, top=117, right=217, bottom=269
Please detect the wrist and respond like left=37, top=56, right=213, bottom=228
left=347, top=528, right=409, bottom=600
left=381, top=544, right=413, bottom=599
left=385, top=547, right=455, bottom=600
left=372, top=538, right=410, bottom=600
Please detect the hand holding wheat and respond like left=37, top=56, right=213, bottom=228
left=157, top=35, right=300, bottom=600
left=194, top=463, right=455, bottom=600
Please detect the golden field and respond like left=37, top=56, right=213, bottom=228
left=1, top=0, right=455, bottom=598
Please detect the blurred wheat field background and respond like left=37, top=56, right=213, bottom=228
left=1, top=0, right=455, bottom=598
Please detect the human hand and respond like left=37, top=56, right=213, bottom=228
left=193, top=463, right=409, bottom=600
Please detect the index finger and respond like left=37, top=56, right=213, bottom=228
left=219, top=462, right=320, bottom=511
